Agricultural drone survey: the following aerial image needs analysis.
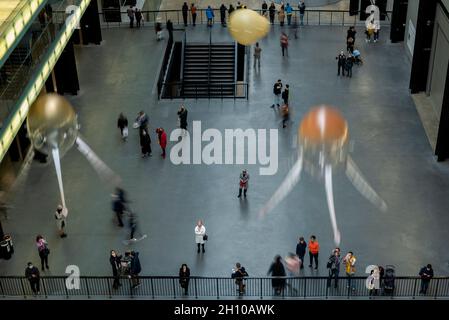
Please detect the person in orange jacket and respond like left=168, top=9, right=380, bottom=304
left=308, top=235, right=319, bottom=269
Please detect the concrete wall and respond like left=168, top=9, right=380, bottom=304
left=404, top=0, right=420, bottom=61
left=427, top=3, right=449, bottom=120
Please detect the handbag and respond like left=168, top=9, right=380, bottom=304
left=203, top=234, right=208, bottom=241
left=123, top=127, right=129, bottom=137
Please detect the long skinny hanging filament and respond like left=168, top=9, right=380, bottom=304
left=51, top=147, right=66, bottom=209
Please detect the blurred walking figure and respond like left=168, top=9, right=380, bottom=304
left=285, top=252, right=301, bottom=275
left=419, top=264, right=434, bottom=294
left=155, top=128, right=167, bottom=158
left=179, top=264, right=191, bottom=295
left=166, top=19, right=174, bottom=42
left=191, top=3, right=197, bottom=26
left=134, top=111, right=149, bottom=130
left=182, top=2, right=189, bottom=26
left=36, top=235, right=50, bottom=271
left=281, top=104, right=290, bottom=128
left=195, top=219, right=206, bottom=253
left=254, top=42, right=262, bottom=68
left=110, top=250, right=122, bottom=289
left=232, top=262, right=249, bottom=295
left=238, top=170, right=249, bottom=198
left=125, top=211, right=147, bottom=243
left=296, top=237, right=307, bottom=269
left=155, top=22, right=163, bottom=40
left=117, top=113, right=128, bottom=141
left=112, top=187, right=127, bottom=227
left=280, top=32, right=289, bottom=57
left=267, top=255, right=286, bottom=295
left=55, top=205, right=67, bottom=238
left=25, top=262, right=40, bottom=295
left=139, top=128, right=152, bottom=158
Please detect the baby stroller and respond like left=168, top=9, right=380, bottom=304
left=383, top=265, right=395, bottom=296
left=353, top=49, right=363, bottom=65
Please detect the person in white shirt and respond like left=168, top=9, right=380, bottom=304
left=194, top=220, right=206, bottom=253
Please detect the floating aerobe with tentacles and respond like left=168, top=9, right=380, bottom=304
left=27, top=94, right=121, bottom=215
left=259, top=105, right=387, bottom=246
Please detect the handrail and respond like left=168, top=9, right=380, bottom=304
left=234, top=41, right=237, bottom=83
left=180, top=31, right=186, bottom=82
left=208, top=29, right=212, bottom=97
left=0, top=275, right=448, bottom=299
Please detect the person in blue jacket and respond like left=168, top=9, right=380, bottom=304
left=206, top=6, right=215, bottom=27
left=285, top=3, right=293, bottom=25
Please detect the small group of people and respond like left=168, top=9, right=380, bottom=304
left=117, top=111, right=167, bottom=159
left=109, top=249, right=142, bottom=289
left=271, top=79, right=291, bottom=128
left=265, top=1, right=306, bottom=27
left=325, top=247, right=357, bottom=290
left=336, top=50, right=355, bottom=78
left=127, top=5, right=143, bottom=28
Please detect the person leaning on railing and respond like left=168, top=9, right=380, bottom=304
left=191, top=3, right=197, bottom=26
left=232, top=263, right=249, bottom=295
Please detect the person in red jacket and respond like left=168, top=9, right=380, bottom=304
left=308, top=235, right=320, bottom=269
left=156, top=128, right=167, bottom=158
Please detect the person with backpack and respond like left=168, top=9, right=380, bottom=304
left=419, top=264, right=434, bottom=294
left=179, top=264, right=191, bottom=295
left=36, top=235, right=50, bottom=271
left=326, top=248, right=341, bottom=288
left=232, top=262, right=248, bottom=295
left=110, top=250, right=122, bottom=289
left=308, top=235, right=319, bottom=269
left=271, top=79, right=283, bottom=108
left=343, top=251, right=357, bottom=290
left=296, top=237, right=307, bottom=269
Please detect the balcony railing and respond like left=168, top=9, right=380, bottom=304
left=52, top=9, right=392, bottom=29
left=1, top=276, right=448, bottom=299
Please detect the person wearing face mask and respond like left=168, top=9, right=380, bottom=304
left=110, top=250, right=122, bottom=289
left=25, top=262, right=40, bottom=295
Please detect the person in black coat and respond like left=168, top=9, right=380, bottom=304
left=228, top=4, right=235, bottom=16
left=117, top=113, right=128, bottom=141
left=166, top=19, right=174, bottom=42
left=25, top=262, right=40, bottom=295
left=282, top=84, right=289, bottom=106
left=269, top=3, right=276, bottom=24
left=110, top=250, right=122, bottom=289
left=296, top=237, right=307, bottom=269
left=232, top=263, right=249, bottom=295
left=129, top=251, right=142, bottom=288
left=179, top=264, right=191, bottom=295
left=419, top=264, right=434, bottom=294
left=347, top=26, right=356, bottom=42
left=345, top=54, right=354, bottom=78
left=139, top=128, right=152, bottom=158
left=267, top=255, right=286, bottom=295
left=182, top=2, right=189, bottom=26
left=262, top=1, right=268, bottom=16
left=177, top=105, right=188, bottom=131
left=220, top=4, right=227, bottom=26
left=336, top=51, right=346, bottom=76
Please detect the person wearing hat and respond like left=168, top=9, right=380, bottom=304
left=238, top=170, right=250, bottom=198
left=55, top=205, right=67, bottom=238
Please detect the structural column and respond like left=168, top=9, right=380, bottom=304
left=390, top=0, right=408, bottom=42
left=435, top=64, right=449, bottom=161
left=409, top=0, right=437, bottom=93
left=53, top=36, right=80, bottom=95
left=80, top=0, right=102, bottom=45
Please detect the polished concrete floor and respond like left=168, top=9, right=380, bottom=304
left=1, top=24, right=449, bottom=279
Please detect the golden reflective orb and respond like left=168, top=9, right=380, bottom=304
left=27, top=93, right=79, bottom=157
left=228, top=9, right=270, bottom=45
